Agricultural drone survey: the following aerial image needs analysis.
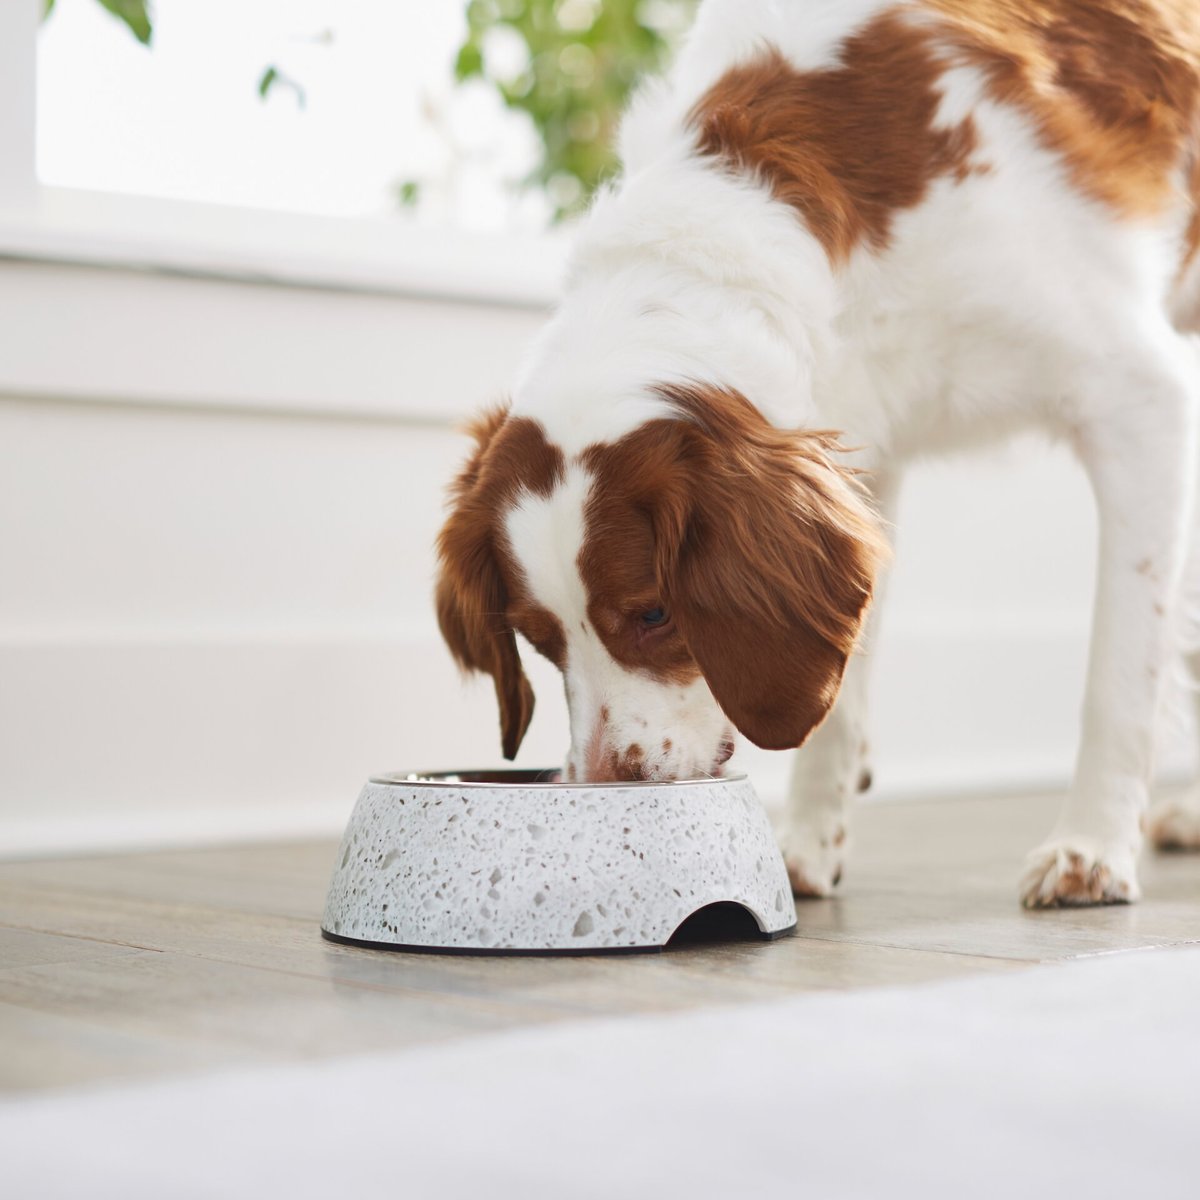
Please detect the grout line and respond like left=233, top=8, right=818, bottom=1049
left=784, top=930, right=1046, bottom=964
left=0, top=920, right=169, bottom=956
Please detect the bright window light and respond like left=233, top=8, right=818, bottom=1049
left=36, top=0, right=548, bottom=231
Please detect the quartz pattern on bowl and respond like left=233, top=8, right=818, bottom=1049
left=322, top=775, right=795, bottom=952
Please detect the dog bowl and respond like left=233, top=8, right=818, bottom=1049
left=321, top=769, right=796, bottom=954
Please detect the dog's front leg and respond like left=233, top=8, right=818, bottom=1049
left=783, top=470, right=900, bottom=897
left=1022, top=348, right=1199, bottom=907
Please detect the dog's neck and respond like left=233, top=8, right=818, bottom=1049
left=512, top=154, right=843, bottom=454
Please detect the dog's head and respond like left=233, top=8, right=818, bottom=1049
left=435, top=383, right=886, bottom=781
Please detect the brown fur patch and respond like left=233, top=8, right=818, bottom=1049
left=584, top=719, right=649, bottom=782
left=578, top=429, right=705, bottom=687
left=505, top=600, right=567, bottom=669
left=925, top=1, right=1200, bottom=232
left=580, top=384, right=888, bottom=751
left=1024, top=851, right=1124, bottom=907
left=690, top=11, right=983, bottom=264
left=1184, top=149, right=1200, bottom=268
left=589, top=748, right=650, bottom=782
left=690, top=2, right=1200, bottom=266
left=435, top=408, right=566, bottom=758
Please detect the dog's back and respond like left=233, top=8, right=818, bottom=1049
left=590, top=0, right=1200, bottom=451
left=630, top=1, right=1200, bottom=260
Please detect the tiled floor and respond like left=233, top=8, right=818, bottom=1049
left=2, top=790, right=1198, bottom=1093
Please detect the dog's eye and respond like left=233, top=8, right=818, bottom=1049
left=640, top=607, right=668, bottom=627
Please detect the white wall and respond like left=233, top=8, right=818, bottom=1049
left=1, top=256, right=1188, bottom=856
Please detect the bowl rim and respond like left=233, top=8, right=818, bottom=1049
left=369, top=768, right=748, bottom=790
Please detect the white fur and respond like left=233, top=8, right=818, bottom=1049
left=500, top=0, right=1200, bottom=903
left=505, top=468, right=732, bottom=782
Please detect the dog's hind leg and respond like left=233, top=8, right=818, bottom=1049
left=1021, top=330, right=1200, bottom=906
left=1146, top=339, right=1200, bottom=853
left=782, top=468, right=901, bottom=897
left=1145, top=662, right=1200, bottom=849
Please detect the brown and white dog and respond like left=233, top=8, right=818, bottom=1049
left=436, top=0, right=1200, bottom=907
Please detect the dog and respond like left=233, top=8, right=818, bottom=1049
left=435, top=0, right=1200, bottom=908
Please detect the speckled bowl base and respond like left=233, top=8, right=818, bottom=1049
left=321, top=770, right=797, bottom=955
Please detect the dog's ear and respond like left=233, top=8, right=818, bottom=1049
left=435, top=407, right=535, bottom=760
left=657, top=388, right=888, bottom=751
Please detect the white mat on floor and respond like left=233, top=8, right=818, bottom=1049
left=3, top=947, right=1199, bottom=1200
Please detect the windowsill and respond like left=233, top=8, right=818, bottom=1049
left=0, top=184, right=569, bottom=309
left=0, top=185, right=560, bottom=424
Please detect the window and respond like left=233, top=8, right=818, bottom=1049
left=36, top=0, right=546, bottom=232
left=1, top=0, right=692, bottom=299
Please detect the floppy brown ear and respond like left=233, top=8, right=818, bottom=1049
left=658, top=388, right=888, bottom=751
left=434, top=408, right=535, bottom=761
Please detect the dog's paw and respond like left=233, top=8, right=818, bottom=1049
left=1146, top=794, right=1200, bottom=851
left=1019, top=839, right=1140, bottom=909
left=782, top=823, right=847, bottom=899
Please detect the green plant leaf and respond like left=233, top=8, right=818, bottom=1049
left=396, top=180, right=421, bottom=207
left=257, top=64, right=307, bottom=109
left=454, top=41, right=484, bottom=81
left=97, top=0, right=152, bottom=46
left=42, top=0, right=56, bottom=19
left=445, top=0, right=696, bottom=220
